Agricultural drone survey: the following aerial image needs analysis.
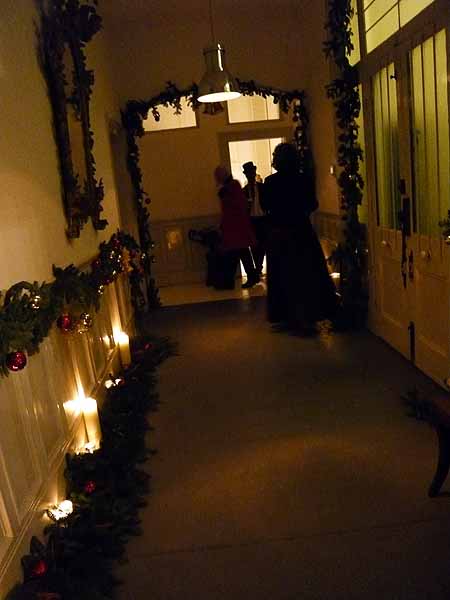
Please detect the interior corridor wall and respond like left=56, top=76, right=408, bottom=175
left=103, top=0, right=340, bottom=219
left=0, top=0, right=123, bottom=289
left=0, top=1, right=132, bottom=593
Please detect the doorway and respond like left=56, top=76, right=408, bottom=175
left=228, top=135, right=284, bottom=280
left=366, top=25, right=450, bottom=384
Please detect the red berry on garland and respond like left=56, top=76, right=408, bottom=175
left=84, top=480, right=96, bottom=494
left=145, top=198, right=151, bottom=205
left=6, top=351, right=27, bottom=372
left=56, top=313, right=73, bottom=333
left=31, top=559, right=47, bottom=578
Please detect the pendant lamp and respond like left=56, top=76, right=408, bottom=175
left=197, top=0, right=241, bottom=103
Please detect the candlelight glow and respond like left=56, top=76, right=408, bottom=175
left=115, top=331, right=131, bottom=366
left=47, top=499, right=73, bottom=521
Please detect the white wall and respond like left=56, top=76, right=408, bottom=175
left=0, top=0, right=123, bottom=289
left=103, top=0, right=340, bottom=217
left=0, top=1, right=134, bottom=592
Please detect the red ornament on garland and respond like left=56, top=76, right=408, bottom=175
left=56, top=313, right=73, bottom=333
left=84, top=480, right=96, bottom=494
left=31, top=559, right=47, bottom=578
left=6, top=351, right=27, bottom=372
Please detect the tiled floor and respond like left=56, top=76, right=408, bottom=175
left=118, top=298, right=450, bottom=599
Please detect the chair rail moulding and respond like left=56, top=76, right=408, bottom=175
left=37, top=0, right=108, bottom=238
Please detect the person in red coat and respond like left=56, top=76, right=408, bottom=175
left=214, top=166, right=259, bottom=289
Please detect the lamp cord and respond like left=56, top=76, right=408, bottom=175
left=209, top=0, right=216, bottom=44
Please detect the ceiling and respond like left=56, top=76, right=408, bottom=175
left=100, top=0, right=306, bottom=28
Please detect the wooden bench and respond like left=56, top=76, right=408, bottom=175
left=428, top=393, right=450, bottom=497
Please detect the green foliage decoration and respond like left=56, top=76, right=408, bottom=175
left=6, top=336, right=176, bottom=600
left=0, top=231, right=144, bottom=376
left=324, top=0, right=367, bottom=327
left=121, top=80, right=313, bottom=310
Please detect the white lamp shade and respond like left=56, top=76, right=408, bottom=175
left=198, top=44, right=241, bottom=103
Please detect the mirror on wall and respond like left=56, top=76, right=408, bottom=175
left=38, top=0, right=107, bottom=238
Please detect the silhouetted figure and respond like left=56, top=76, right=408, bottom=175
left=242, top=161, right=267, bottom=277
left=264, top=143, right=338, bottom=332
left=214, top=166, right=258, bottom=289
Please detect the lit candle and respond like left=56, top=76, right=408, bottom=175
left=47, top=499, right=73, bottom=521
left=116, top=331, right=131, bottom=367
left=80, top=396, right=101, bottom=446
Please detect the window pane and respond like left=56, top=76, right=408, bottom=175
left=349, top=0, right=361, bottom=66
left=410, top=45, right=426, bottom=232
left=364, top=0, right=397, bottom=30
left=366, top=6, right=398, bottom=53
left=435, top=30, right=450, bottom=225
left=364, top=0, right=436, bottom=53
left=227, top=95, right=280, bottom=124
left=410, top=30, right=449, bottom=236
left=372, top=64, right=400, bottom=228
left=400, top=0, right=433, bottom=26
left=423, top=37, right=439, bottom=235
left=143, top=97, right=197, bottom=132
left=228, top=137, right=284, bottom=187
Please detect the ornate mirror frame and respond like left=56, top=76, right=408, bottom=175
left=38, top=0, right=107, bottom=238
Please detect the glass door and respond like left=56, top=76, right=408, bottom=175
left=407, top=28, right=450, bottom=382
left=369, top=59, right=410, bottom=357
left=367, top=27, right=450, bottom=383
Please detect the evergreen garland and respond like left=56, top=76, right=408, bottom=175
left=6, top=335, right=176, bottom=600
left=324, top=0, right=367, bottom=327
left=0, top=231, right=145, bottom=377
left=121, top=80, right=312, bottom=310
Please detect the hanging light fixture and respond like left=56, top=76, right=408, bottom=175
left=197, top=0, right=241, bottom=103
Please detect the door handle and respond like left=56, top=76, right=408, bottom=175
left=398, top=197, right=411, bottom=237
left=381, top=240, right=391, bottom=248
left=408, top=250, right=414, bottom=281
left=420, top=250, right=431, bottom=261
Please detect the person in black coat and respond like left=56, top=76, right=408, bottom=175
left=264, top=143, right=338, bottom=332
left=242, top=161, right=267, bottom=278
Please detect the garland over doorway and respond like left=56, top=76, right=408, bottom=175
left=121, top=80, right=313, bottom=308
left=324, top=0, right=367, bottom=327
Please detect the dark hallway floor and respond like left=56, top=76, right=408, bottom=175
left=118, top=298, right=450, bottom=599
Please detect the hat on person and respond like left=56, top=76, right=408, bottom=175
left=242, top=161, right=257, bottom=173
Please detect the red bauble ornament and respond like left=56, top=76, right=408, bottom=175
left=6, top=351, right=27, bottom=372
left=56, top=313, right=73, bottom=333
left=84, top=480, right=96, bottom=494
left=31, top=559, right=47, bottom=578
